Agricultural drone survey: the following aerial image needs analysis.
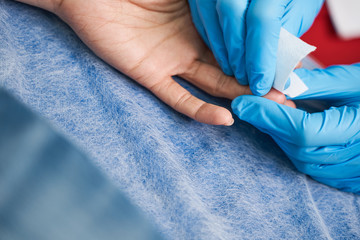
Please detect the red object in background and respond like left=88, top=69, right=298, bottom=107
left=301, top=4, right=360, bottom=67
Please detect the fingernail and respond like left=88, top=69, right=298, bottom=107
left=225, top=118, right=234, bottom=126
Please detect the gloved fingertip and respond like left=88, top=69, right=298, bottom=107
left=247, top=74, right=273, bottom=96
left=234, top=71, right=248, bottom=85
left=231, top=96, right=241, bottom=108
left=250, top=84, right=272, bottom=96
left=236, top=78, right=248, bottom=86
left=231, top=95, right=271, bottom=125
left=223, top=68, right=234, bottom=76
left=231, top=95, right=251, bottom=116
left=220, top=63, right=234, bottom=76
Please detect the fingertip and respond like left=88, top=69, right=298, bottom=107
left=284, top=100, right=296, bottom=108
left=263, top=88, right=286, bottom=104
left=224, top=118, right=235, bottom=126
left=261, top=89, right=297, bottom=108
left=195, top=104, right=234, bottom=126
left=250, top=84, right=271, bottom=96
left=213, top=107, right=234, bottom=126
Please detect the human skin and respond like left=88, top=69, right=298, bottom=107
left=16, top=0, right=294, bottom=125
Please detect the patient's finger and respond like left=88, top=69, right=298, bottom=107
left=263, top=89, right=297, bottom=108
left=284, top=99, right=296, bottom=108
left=263, top=89, right=286, bottom=105
left=181, top=61, right=295, bottom=107
left=149, top=77, right=234, bottom=126
left=180, top=60, right=251, bottom=100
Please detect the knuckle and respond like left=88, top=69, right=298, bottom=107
left=213, top=74, right=228, bottom=96
left=174, top=92, right=192, bottom=110
left=149, top=80, right=165, bottom=94
left=194, top=102, right=207, bottom=122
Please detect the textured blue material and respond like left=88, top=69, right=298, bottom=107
left=0, top=1, right=359, bottom=239
left=0, top=89, right=162, bottom=240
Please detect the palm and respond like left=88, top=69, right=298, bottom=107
left=55, top=0, right=252, bottom=125
left=59, top=1, right=198, bottom=76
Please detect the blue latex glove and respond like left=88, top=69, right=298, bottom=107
left=232, top=64, right=360, bottom=194
left=188, top=0, right=324, bottom=96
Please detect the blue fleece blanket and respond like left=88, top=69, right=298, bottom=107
left=0, top=1, right=359, bottom=239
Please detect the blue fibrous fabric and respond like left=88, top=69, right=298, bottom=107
left=0, top=89, right=163, bottom=240
left=0, top=1, right=359, bottom=239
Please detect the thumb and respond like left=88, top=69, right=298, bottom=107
left=231, top=95, right=360, bottom=147
left=232, top=95, right=305, bottom=145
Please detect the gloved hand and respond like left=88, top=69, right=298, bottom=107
left=232, top=64, right=360, bottom=194
left=188, top=0, right=324, bottom=96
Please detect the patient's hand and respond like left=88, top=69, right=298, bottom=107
left=18, top=0, right=294, bottom=125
